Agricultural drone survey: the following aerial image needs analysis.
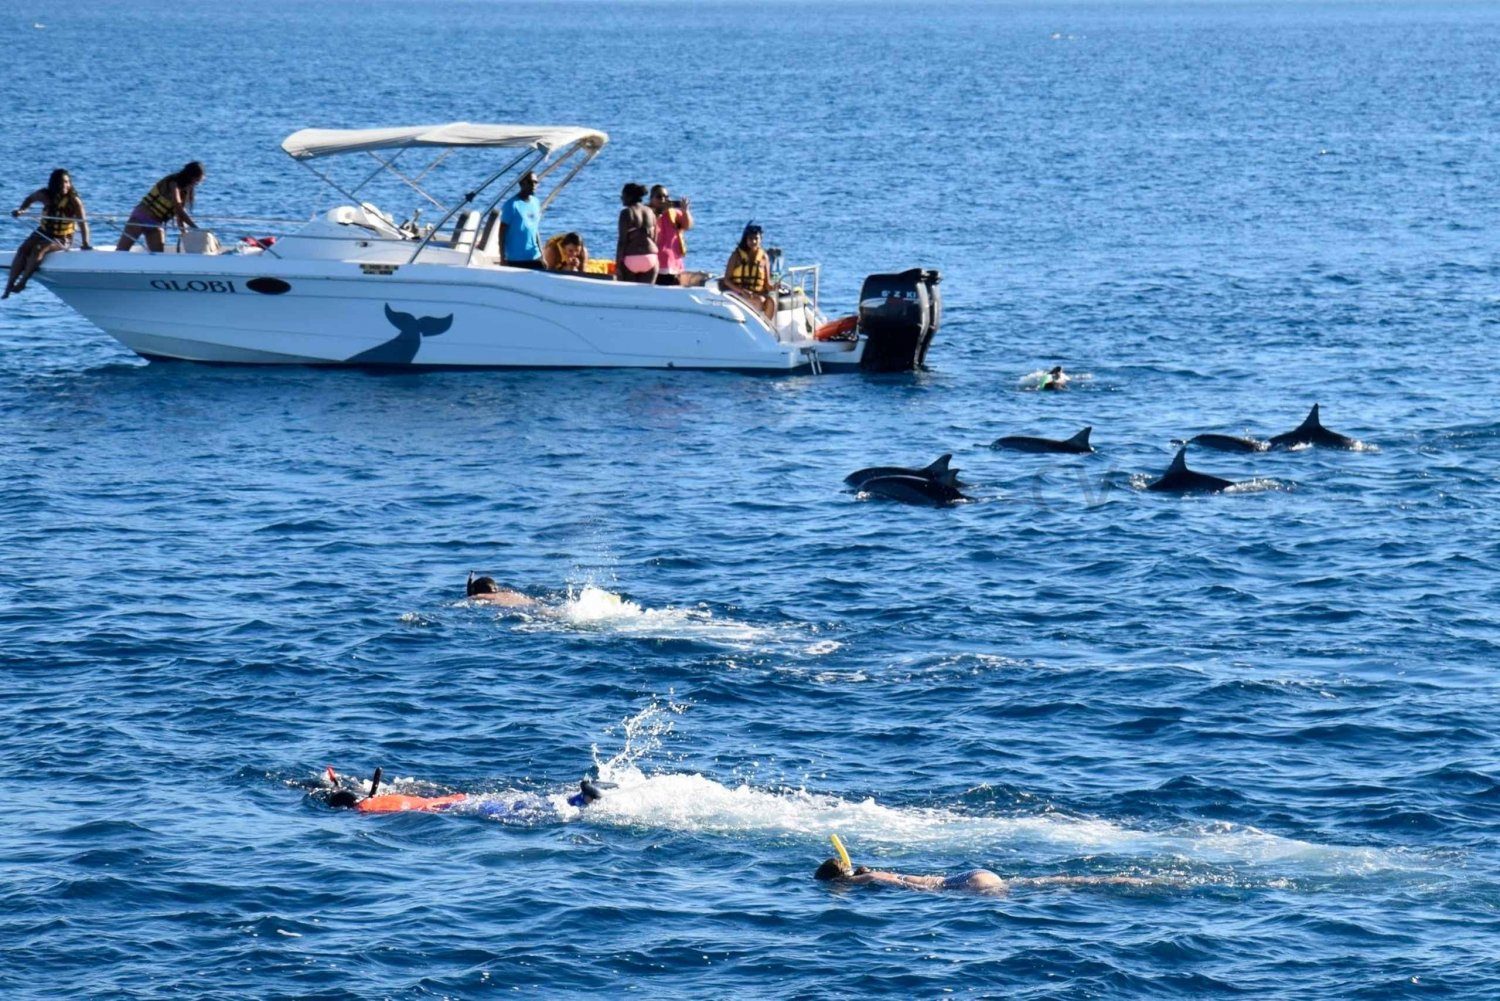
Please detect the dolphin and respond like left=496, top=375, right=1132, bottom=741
left=845, top=454, right=963, bottom=489
left=991, top=427, right=1094, bottom=454
left=857, top=473, right=968, bottom=506
left=1268, top=404, right=1360, bottom=450
left=1170, top=433, right=1270, bottom=453
left=1147, top=447, right=1237, bottom=493
left=347, top=304, right=454, bottom=364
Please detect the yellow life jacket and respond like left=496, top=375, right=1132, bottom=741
left=544, top=233, right=582, bottom=271
left=141, top=178, right=177, bottom=222
left=41, top=191, right=80, bottom=239
left=729, top=247, right=768, bottom=293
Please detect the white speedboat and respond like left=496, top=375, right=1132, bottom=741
left=4, top=122, right=940, bottom=373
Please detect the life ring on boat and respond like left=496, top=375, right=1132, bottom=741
left=815, top=315, right=858, bottom=341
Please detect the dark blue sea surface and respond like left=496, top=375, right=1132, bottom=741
left=2, top=1, right=1498, bottom=997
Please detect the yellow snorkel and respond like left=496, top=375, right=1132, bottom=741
left=829, top=833, right=852, bottom=873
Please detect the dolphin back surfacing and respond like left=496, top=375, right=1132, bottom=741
left=991, top=427, right=1094, bottom=454
left=846, top=454, right=961, bottom=489
left=1147, top=447, right=1236, bottom=493
left=859, top=474, right=967, bottom=506
left=1268, top=404, right=1359, bottom=450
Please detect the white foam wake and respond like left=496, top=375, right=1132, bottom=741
left=509, top=584, right=835, bottom=652
left=581, top=767, right=1401, bottom=876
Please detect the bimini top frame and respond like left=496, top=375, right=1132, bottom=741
left=278, top=122, right=610, bottom=265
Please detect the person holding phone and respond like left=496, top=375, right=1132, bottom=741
left=650, top=184, right=693, bottom=285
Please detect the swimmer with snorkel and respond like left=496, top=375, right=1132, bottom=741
left=319, top=766, right=604, bottom=815
left=466, top=571, right=537, bottom=607
left=816, top=834, right=1152, bottom=895
left=1038, top=365, right=1069, bottom=391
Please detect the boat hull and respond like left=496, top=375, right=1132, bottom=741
left=31, top=251, right=864, bottom=372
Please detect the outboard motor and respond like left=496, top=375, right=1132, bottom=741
left=857, top=268, right=942, bottom=371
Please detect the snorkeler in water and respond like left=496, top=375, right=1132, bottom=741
left=320, top=766, right=604, bottom=815
left=1038, top=365, right=1069, bottom=391
left=466, top=571, right=537, bottom=607
left=814, top=834, right=1151, bottom=895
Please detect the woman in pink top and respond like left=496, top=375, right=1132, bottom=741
left=650, top=184, right=693, bottom=285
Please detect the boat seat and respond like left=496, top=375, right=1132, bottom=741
left=327, top=203, right=401, bottom=238
left=176, top=229, right=221, bottom=255
left=476, top=210, right=500, bottom=257
left=447, top=211, right=479, bottom=249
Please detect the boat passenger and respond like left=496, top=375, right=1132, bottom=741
left=115, top=161, right=204, bottom=253
left=498, top=171, right=545, bottom=269
left=614, top=182, right=658, bottom=284
left=723, top=222, right=775, bottom=320
left=543, top=231, right=588, bottom=273
left=466, top=571, right=537, bottom=607
left=5, top=168, right=91, bottom=299
left=649, top=185, right=693, bottom=286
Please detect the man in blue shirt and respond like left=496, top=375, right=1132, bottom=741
left=498, top=170, right=543, bottom=268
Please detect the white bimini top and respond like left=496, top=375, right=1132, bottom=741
left=279, top=122, right=609, bottom=160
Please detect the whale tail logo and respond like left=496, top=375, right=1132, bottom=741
left=345, top=304, right=454, bottom=364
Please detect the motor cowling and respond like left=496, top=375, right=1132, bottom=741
left=857, top=268, right=942, bottom=372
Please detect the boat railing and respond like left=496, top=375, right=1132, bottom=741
left=781, top=263, right=821, bottom=317
left=7, top=210, right=311, bottom=256
left=5, top=209, right=485, bottom=260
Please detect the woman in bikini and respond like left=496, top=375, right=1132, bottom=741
left=614, top=182, right=658, bottom=284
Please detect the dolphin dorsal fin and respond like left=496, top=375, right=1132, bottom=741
left=1304, top=403, right=1322, bottom=428
left=1068, top=427, right=1092, bottom=448
left=1168, top=447, right=1189, bottom=474
left=922, top=454, right=953, bottom=477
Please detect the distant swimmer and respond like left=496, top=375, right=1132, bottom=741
left=466, top=571, right=537, bottom=607
left=320, top=766, right=604, bottom=815
left=1038, top=365, right=1069, bottom=391
left=815, top=834, right=1152, bottom=895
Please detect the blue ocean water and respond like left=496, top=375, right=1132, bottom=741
left=2, top=0, right=1498, bottom=997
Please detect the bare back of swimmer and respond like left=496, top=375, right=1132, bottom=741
left=816, top=860, right=1006, bottom=894
left=466, top=572, right=536, bottom=607
left=815, top=836, right=1154, bottom=895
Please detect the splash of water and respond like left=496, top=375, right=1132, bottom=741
left=580, top=768, right=1405, bottom=878
left=507, top=585, right=834, bottom=653
left=592, top=698, right=688, bottom=779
